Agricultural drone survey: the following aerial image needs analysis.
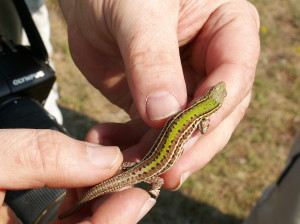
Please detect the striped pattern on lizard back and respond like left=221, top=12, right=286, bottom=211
left=58, top=82, right=227, bottom=219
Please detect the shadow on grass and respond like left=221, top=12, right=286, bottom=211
left=141, top=189, right=242, bottom=224
left=59, top=106, right=99, bottom=140
left=59, top=106, right=242, bottom=224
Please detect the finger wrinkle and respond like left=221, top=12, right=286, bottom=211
left=128, top=51, right=176, bottom=72
left=207, top=0, right=260, bottom=36
left=236, top=92, right=252, bottom=123
left=33, top=130, right=54, bottom=185
left=33, top=130, right=69, bottom=186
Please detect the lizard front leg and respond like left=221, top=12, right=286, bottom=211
left=120, top=162, right=139, bottom=170
left=199, top=116, right=210, bottom=134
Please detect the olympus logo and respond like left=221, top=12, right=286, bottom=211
left=12, top=71, right=45, bottom=86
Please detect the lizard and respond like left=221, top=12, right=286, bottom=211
left=59, top=81, right=227, bottom=219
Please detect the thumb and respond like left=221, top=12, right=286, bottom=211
left=115, top=1, right=186, bottom=127
left=0, top=129, right=122, bottom=189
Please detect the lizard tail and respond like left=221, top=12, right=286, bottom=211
left=58, top=200, right=88, bottom=219
left=59, top=171, right=139, bottom=219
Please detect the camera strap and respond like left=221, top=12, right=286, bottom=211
left=12, top=0, right=48, bottom=62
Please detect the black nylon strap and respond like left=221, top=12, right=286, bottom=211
left=12, top=0, right=48, bottom=61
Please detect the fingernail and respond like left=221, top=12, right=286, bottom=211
left=137, top=198, right=156, bottom=222
left=172, top=172, right=190, bottom=191
left=180, top=172, right=190, bottom=185
left=146, top=91, right=181, bottom=121
left=87, top=143, right=120, bottom=168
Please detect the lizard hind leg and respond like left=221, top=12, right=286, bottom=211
left=144, top=176, right=164, bottom=199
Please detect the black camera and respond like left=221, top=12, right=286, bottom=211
left=0, top=35, right=64, bottom=130
left=1, top=0, right=66, bottom=223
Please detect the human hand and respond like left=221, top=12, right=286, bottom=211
left=0, top=129, right=154, bottom=223
left=59, top=0, right=259, bottom=126
left=59, top=0, right=259, bottom=184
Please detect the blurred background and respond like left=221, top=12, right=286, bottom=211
left=45, top=0, right=300, bottom=223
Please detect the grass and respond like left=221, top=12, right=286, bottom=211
left=46, top=0, right=300, bottom=223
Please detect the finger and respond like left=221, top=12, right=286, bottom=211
left=91, top=188, right=155, bottom=224
left=0, top=129, right=122, bottom=189
left=59, top=189, right=155, bottom=224
left=162, top=92, right=252, bottom=189
left=114, top=0, right=186, bottom=127
left=86, top=119, right=149, bottom=150
left=0, top=190, right=4, bottom=204
left=191, top=0, right=260, bottom=122
left=0, top=203, right=22, bottom=224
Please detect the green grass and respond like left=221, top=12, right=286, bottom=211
left=46, top=0, right=300, bottom=223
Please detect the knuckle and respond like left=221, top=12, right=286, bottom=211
left=33, top=130, right=66, bottom=183
left=128, top=51, right=177, bottom=79
left=237, top=92, right=251, bottom=121
left=239, top=64, right=256, bottom=91
left=129, top=51, right=174, bottom=69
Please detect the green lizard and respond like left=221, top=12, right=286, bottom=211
left=59, top=81, right=227, bottom=219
